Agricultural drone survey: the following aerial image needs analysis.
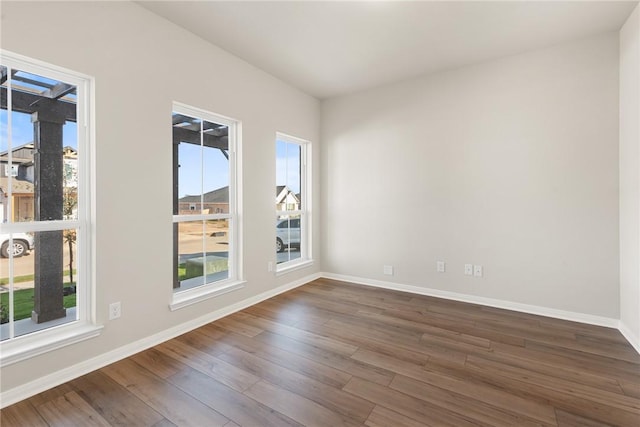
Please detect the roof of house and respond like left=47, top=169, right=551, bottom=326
left=0, top=177, right=34, bottom=195
left=179, top=185, right=299, bottom=204
left=276, top=185, right=300, bottom=204
left=1, top=143, right=77, bottom=162
left=179, top=186, right=229, bottom=203
left=0, top=142, right=34, bottom=157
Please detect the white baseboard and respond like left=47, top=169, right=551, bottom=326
left=619, top=320, right=640, bottom=355
left=0, top=272, right=320, bottom=409
left=321, top=272, right=620, bottom=329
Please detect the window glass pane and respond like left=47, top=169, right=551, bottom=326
left=177, top=221, right=205, bottom=291
left=177, top=141, right=202, bottom=215
left=204, top=219, right=229, bottom=282
left=4, top=69, right=78, bottom=223
left=173, top=107, right=236, bottom=295
left=202, top=121, right=229, bottom=213
left=276, top=140, right=301, bottom=212
left=174, top=113, right=202, bottom=215
left=0, top=229, right=77, bottom=340
left=7, top=111, right=30, bottom=149
left=63, top=155, right=78, bottom=221
left=176, top=219, right=231, bottom=293
left=276, top=214, right=302, bottom=264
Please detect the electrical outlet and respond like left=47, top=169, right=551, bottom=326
left=437, top=261, right=446, bottom=273
left=383, top=265, right=394, bottom=276
left=464, top=264, right=473, bottom=276
left=474, top=265, right=483, bottom=277
left=109, top=302, right=121, bottom=320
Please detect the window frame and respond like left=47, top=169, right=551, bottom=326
left=170, top=102, right=244, bottom=311
left=0, top=50, right=100, bottom=367
left=275, top=132, right=312, bottom=275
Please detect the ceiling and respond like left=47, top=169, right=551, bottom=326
left=138, top=1, right=638, bottom=99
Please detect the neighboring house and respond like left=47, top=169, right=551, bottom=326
left=178, top=186, right=230, bottom=215
left=276, top=185, right=300, bottom=211
left=178, top=185, right=300, bottom=215
left=0, top=143, right=35, bottom=222
left=0, top=143, right=77, bottom=222
left=0, top=177, right=34, bottom=223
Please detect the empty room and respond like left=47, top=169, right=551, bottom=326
left=0, top=1, right=639, bottom=426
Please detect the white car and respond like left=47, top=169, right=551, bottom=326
left=276, top=218, right=300, bottom=252
left=0, top=232, right=35, bottom=258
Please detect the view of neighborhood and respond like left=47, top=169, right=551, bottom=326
left=1, top=143, right=78, bottom=222
left=1, top=65, right=80, bottom=337
left=174, top=184, right=302, bottom=291
left=0, top=143, right=79, bottom=329
left=276, top=138, right=303, bottom=265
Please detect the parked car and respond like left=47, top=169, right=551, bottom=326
left=276, top=218, right=300, bottom=252
left=0, top=232, right=34, bottom=258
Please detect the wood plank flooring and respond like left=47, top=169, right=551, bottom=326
left=2, top=278, right=639, bottom=426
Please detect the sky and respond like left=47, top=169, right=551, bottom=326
left=178, top=141, right=229, bottom=198
left=177, top=138, right=301, bottom=199
left=1, top=67, right=78, bottom=154
left=276, top=139, right=301, bottom=195
left=1, top=102, right=78, bottom=153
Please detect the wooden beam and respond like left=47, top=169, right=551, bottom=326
left=0, top=87, right=76, bottom=122
left=172, top=113, right=196, bottom=126
left=13, top=75, right=56, bottom=90
left=43, top=82, right=76, bottom=100
left=172, top=126, right=228, bottom=150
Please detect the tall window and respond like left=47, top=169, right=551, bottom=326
left=172, top=103, right=241, bottom=307
left=0, top=52, right=96, bottom=359
left=276, top=133, right=311, bottom=271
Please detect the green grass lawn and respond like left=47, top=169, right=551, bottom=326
left=0, top=287, right=76, bottom=323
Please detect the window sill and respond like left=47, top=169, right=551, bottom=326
left=170, top=280, right=246, bottom=311
left=0, top=321, right=103, bottom=367
left=276, top=259, right=314, bottom=276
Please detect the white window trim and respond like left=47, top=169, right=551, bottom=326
left=275, top=132, right=312, bottom=273
left=171, top=102, right=243, bottom=309
left=275, top=258, right=314, bottom=277
left=0, top=50, right=100, bottom=367
left=0, top=323, right=103, bottom=367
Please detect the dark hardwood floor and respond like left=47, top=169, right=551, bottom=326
left=2, top=278, right=639, bottom=426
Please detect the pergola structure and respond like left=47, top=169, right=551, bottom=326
left=1, top=67, right=76, bottom=324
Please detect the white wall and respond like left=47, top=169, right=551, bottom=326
left=0, top=1, right=320, bottom=393
left=321, top=33, right=620, bottom=319
left=620, top=4, right=640, bottom=351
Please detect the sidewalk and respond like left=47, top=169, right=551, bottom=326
left=0, top=275, right=74, bottom=293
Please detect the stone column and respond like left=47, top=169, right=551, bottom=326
left=31, top=106, right=66, bottom=324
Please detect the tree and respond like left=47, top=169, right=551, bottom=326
left=62, top=160, right=77, bottom=285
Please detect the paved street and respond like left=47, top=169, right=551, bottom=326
left=2, top=221, right=301, bottom=290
